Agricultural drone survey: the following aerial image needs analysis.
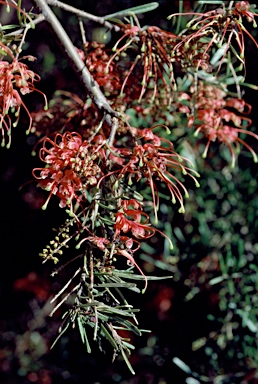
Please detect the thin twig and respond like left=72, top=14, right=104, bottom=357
left=107, top=116, right=119, bottom=147
left=50, top=268, right=81, bottom=303
left=93, top=306, right=98, bottom=340
left=90, top=250, right=94, bottom=292
left=46, top=0, right=120, bottom=32
left=5, top=13, right=45, bottom=37
left=78, top=17, right=87, bottom=46
left=15, top=24, right=30, bottom=58
left=49, top=283, right=81, bottom=317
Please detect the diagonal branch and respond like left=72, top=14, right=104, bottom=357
left=33, top=0, right=118, bottom=125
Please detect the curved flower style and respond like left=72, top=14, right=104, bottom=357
left=188, top=82, right=258, bottom=166
left=115, top=203, right=155, bottom=240
left=31, top=90, right=103, bottom=143
left=106, top=23, right=180, bottom=101
left=111, top=126, right=200, bottom=220
left=113, top=199, right=173, bottom=291
left=169, top=1, right=258, bottom=71
left=33, top=132, right=105, bottom=210
left=115, top=235, right=147, bottom=292
left=0, top=43, right=47, bottom=147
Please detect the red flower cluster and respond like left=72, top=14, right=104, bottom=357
left=33, top=132, right=105, bottom=210
left=31, top=91, right=102, bottom=142
left=115, top=199, right=155, bottom=239
left=84, top=42, right=121, bottom=96
left=174, top=36, right=212, bottom=73
left=188, top=82, right=258, bottom=166
left=106, top=24, right=180, bottom=101
left=169, top=1, right=258, bottom=70
left=113, top=198, right=173, bottom=291
left=0, top=43, right=46, bottom=147
left=29, top=1, right=258, bottom=306
left=110, top=126, right=200, bottom=220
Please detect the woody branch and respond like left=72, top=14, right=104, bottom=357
left=33, top=0, right=119, bottom=132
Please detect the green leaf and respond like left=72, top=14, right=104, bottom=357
left=245, top=318, right=258, bottom=333
left=96, top=312, right=110, bottom=322
left=114, top=269, right=173, bottom=279
left=236, top=309, right=258, bottom=333
left=1, top=24, right=20, bottom=30
left=77, top=317, right=91, bottom=353
left=120, top=347, right=135, bottom=375
left=210, top=44, right=227, bottom=66
left=50, top=321, right=70, bottom=349
left=219, top=253, right=228, bottom=275
left=78, top=317, right=85, bottom=343
left=228, top=279, right=235, bottom=295
left=104, top=2, right=159, bottom=19
left=99, top=306, right=138, bottom=318
left=121, top=340, right=135, bottom=350
left=224, top=76, right=244, bottom=85
left=111, top=316, right=142, bottom=336
left=186, top=378, right=201, bottom=384
left=95, top=282, right=138, bottom=289
left=100, top=323, right=118, bottom=350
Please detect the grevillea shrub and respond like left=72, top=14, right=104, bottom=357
left=1, top=0, right=258, bottom=380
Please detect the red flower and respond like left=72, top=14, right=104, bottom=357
left=188, top=82, right=258, bottom=166
left=106, top=23, right=180, bottom=101
left=0, top=43, right=47, bottom=147
left=169, top=1, right=258, bottom=72
left=33, top=132, right=105, bottom=210
left=112, top=199, right=173, bottom=290
left=234, top=1, right=258, bottom=24
left=113, top=126, right=199, bottom=219
left=114, top=198, right=173, bottom=247
left=114, top=211, right=154, bottom=240
left=85, top=42, right=122, bottom=95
